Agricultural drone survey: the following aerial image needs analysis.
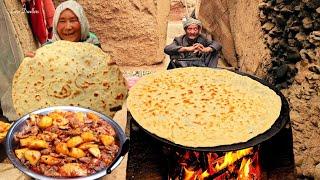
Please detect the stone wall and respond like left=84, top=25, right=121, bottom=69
left=260, top=0, right=320, bottom=178
left=196, top=0, right=271, bottom=77
left=259, top=0, right=320, bottom=88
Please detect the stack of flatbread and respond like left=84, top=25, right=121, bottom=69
left=0, top=163, right=30, bottom=180
left=12, top=41, right=128, bottom=118
left=127, top=67, right=282, bottom=147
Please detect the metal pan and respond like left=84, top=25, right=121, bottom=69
left=131, top=68, right=290, bottom=152
left=6, top=106, right=129, bottom=180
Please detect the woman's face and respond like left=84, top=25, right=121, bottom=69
left=57, top=9, right=81, bottom=42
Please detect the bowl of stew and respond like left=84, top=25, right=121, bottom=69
left=6, top=106, right=129, bottom=180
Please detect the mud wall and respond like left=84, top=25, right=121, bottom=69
left=196, top=0, right=271, bottom=77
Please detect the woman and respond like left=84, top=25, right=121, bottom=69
left=51, top=0, right=100, bottom=46
left=26, top=0, right=100, bottom=57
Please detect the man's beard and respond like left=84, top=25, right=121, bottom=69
left=187, top=35, right=198, bottom=44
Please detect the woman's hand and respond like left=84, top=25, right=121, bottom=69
left=25, top=51, right=35, bottom=58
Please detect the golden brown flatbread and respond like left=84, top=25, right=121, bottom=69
left=0, top=163, right=31, bottom=180
left=12, top=41, right=128, bottom=118
left=0, top=121, right=11, bottom=143
left=127, top=67, right=281, bottom=147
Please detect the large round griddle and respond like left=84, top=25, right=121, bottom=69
left=131, top=68, right=290, bottom=152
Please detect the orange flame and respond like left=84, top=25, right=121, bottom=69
left=184, top=167, right=196, bottom=180
left=180, top=147, right=260, bottom=180
left=198, top=170, right=210, bottom=180
left=184, top=167, right=210, bottom=180
left=214, top=147, right=253, bottom=172
left=238, top=158, right=252, bottom=180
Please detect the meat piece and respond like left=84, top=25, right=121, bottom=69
left=106, top=144, right=119, bottom=155
left=84, top=118, right=93, bottom=124
left=15, top=124, right=32, bottom=139
left=91, top=158, right=106, bottom=171
left=40, top=148, right=51, bottom=155
left=79, top=157, right=91, bottom=164
left=53, top=139, right=61, bottom=146
left=44, top=125, right=59, bottom=134
left=65, top=128, right=81, bottom=136
left=68, top=115, right=84, bottom=128
left=30, top=126, right=39, bottom=136
left=43, top=166, right=60, bottom=177
left=64, top=157, right=77, bottom=163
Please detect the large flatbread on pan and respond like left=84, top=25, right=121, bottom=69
left=127, top=67, right=281, bottom=147
left=12, top=41, right=127, bottom=118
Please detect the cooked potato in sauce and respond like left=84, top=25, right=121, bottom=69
left=14, top=111, right=119, bottom=177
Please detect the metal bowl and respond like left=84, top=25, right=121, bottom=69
left=5, top=106, right=129, bottom=180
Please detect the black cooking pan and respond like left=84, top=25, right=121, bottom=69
left=131, top=68, right=290, bottom=152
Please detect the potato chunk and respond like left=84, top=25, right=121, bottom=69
left=88, top=147, right=101, bottom=158
left=75, top=112, right=85, bottom=123
left=37, top=116, right=53, bottom=129
left=78, top=142, right=98, bottom=150
left=59, top=163, right=88, bottom=177
left=49, top=112, right=69, bottom=126
left=24, top=150, right=41, bottom=165
left=56, top=142, right=69, bottom=155
left=28, top=139, right=49, bottom=149
left=81, top=132, right=96, bottom=142
left=40, top=155, right=61, bottom=165
left=20, top=136, right=36, bottom=147
left=86, top=112, right=100, bottom=121
left=67, top=136, right=83, bottom=148
left=69, top=148, right=86, bottom=158
left=15, top=148, right=28, bottom=159
left=100, top=135, right=115, bottom=146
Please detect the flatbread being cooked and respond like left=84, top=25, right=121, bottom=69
left=12, top=41, right=127, bottom=118
left=127, top=67, right=282, bottom=147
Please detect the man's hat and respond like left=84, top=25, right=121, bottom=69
left=182, top=17, right=202, bottom=29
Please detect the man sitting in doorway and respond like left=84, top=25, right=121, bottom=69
left=164, top=17, right=222, bottom=69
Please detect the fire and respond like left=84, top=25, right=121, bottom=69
left=238, top=158, right=251, bottom=180
left=174, top=147, right=261, bottom=180
left=183, top=167, right=210, bottom=180
left=215, top=148, right=253, bottom=171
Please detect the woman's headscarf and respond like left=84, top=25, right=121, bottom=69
left=52, top=0, right=90, bottom=42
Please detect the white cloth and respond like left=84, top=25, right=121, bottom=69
left=182, top=17, right=202, bottom=29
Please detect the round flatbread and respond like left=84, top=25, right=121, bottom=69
left=127, top=67, right=281, bottom=147
left=12, top=41, right=127, bottom=118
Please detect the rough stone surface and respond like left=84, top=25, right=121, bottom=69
left=228, top=0, right=271, bottom=77
left=195, top=0, right=239, bottom=68
left=282, top=61, right=320, bottom=178
left=196, top=0, right=271, bottom=77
